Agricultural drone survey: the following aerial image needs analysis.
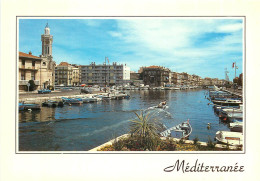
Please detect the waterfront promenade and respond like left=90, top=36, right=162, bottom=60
left=19, top=88, right=105, bottom=103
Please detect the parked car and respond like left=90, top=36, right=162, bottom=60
left=38, top=89, right=51, bottom=94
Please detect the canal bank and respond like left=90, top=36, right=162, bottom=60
left=89, top=134, right=241, bottom=151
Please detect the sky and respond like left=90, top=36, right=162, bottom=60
left=19, top=18, right=244, bottom=79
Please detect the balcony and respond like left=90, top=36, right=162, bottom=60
left=19, top=80, right=40, bottom=85
left=19, top=66, right=38, bottom=70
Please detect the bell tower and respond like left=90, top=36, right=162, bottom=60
left=41, top=23, right=53, bottom=57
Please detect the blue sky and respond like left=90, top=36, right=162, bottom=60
left=19, top=18, right=243, bottom=79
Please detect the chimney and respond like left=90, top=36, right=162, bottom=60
left=29, top=51, right=32, bottom=55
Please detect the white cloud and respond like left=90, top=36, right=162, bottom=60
left=108, top=31, right=122, bottom=38
left=111, top=19, right=243, bottom=78
left=217, top=23, right=243, bottom=32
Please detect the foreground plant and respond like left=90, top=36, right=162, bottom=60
left=129, top=111, right=164, bottom=150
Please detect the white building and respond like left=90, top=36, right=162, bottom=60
left=81, top=62, right=130, bottom=86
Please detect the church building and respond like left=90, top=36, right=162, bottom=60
left=18, top=23, right=56, bottom=91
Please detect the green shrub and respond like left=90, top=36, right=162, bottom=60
left=193, top=136, right=199, bottom=145
left=207, top=137, right=216, bottom=150
left=28, top=80, right=36, bottom=91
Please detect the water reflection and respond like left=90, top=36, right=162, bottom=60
left=19, top=89, right=231, bottom=151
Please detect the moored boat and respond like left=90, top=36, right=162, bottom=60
left=42, top=100, right=64, bottom=107
left=215, top=131, right=243, bottom=145
left=227, top=112, right=243, bottom=122
left=160, top=120, right=192, bottom=139
left=19, top=103, right=25, bottom=111
left=61, top=97, right=82, bottom=105
left=22, top=103, right=41, bottom=110
left=212, top=99, right=242, bottom=106
left=229, top=122, right=243, bottom=132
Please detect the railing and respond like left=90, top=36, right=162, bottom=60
left=19, top=66, right=38, bottom=70
left=19, top=80, right=40, bottom=85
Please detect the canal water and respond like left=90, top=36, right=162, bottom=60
left=19, top=89, right=230, bottom=151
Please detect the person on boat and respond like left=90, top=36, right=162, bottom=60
left=158, top=100, right=167, bottom=108
left=162, top=100, right=167, bottom=105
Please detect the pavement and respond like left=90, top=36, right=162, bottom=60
left=19, top=89, right=106, bottom=100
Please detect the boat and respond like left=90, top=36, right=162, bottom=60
left=160, top=120, right=192, bottom=139
left=213, top=105, right=239, bottom=115
left=61, top=97, right=82, bottom=105
left=21, top=103, right=41, bottom=110
left=87, top=96, right=102, bottom=103
left=222, top=105, right=243, bottom=113
left=229, top=122, right=243, bottom=132
left=110, top=91, right=130, bottom=100
left=150, top=105, right=168, bottom=110
left=227, top=112, right=243, bottom=122
left=212, top=99, right=242, bottom=106
left=78, top=97, right=91, bottom=103
left=215, top=131, right=243, bottom=145
left=19, top=103, right=25, bottom=111
left=218, top=105, right=242, bottom=119
left=42, top=100, right=64, bottom=107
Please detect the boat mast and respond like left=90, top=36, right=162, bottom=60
left=105, top=56, right=107, bottom=92
left=225, top=68, right=229, bottom=82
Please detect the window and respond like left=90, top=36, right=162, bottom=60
left=32, top=61, right=35, bottom=67
left=22, top=60, right=25, bottom=66
left=31, top=71, right=35, bottom=80
left=43, top=62, right=46, bottom=66
left=21, top=70, right=25, bottom=80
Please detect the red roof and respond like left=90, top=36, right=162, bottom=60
left=58, top=62, right=70, bottom=66
left=19, top=51, right=41, bottom=59
left=146, top=65, right=161, bottom=69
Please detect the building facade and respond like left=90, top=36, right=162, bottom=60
left=81, top=62, right=130, bottom=86
left=143, top=66, right=170, bottom=87
left=18, top=52, right=42, bottom=91
left=72, top=66, right=80, bottom=86
left=19, top=23, right=56, bottom=91
left=55, top=62, right=73, bottom=86
left=39, top=23, right=56, bottom=88
left=171, top=72, right=182, bottom=86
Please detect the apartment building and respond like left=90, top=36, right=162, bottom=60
left=18, top=52, right=42, bottom=91
left=72, top=66, right=80, bottom=86
left=81, top=62, right=130, bottom=86
left=143, top=66, right=170, bottom=87
left=55, top=62, right=73, bottom=86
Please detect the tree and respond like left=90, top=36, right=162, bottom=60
left=238, top=73, right=243, bottom=86
left=28, top=80, right=36, bottom=91
left=233, top=77, right=239, bottom=84
left=139, top=72, right=144, bottom=80
left=129, top=111, right=164, bottom=150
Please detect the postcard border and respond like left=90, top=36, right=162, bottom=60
left=16, top=16, right=246, bottom=154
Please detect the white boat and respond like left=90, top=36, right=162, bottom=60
left=212, top=99, right=242, bottom=106
left=87, top=96, right=102, bottom=102
left=222, top=105, right=243, bottom=114
left=215, top=131, right=243, bottom=145
left=148, top=105, right=168, bottom=110
left=160, top=120, right=192, bottom=139
left=229, top=122, right=243, bottom=132
left=227, top=112, right=243, bottom=121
